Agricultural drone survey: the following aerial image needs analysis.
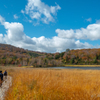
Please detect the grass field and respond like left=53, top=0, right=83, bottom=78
left=1, top=66, right=100, bottom=100
left=64, top=64, right=100, bottom=67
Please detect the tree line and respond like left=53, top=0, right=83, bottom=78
left=0, top=44, right=100, bottom=67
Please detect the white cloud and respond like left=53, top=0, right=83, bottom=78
left=0, top=15, right=5, bottom=24
left=0, top=15, right=100, bottom=53
left=21, top=10, right=24, bottom=14
left=0, top=15, right=35, bottom=47
left=3, top=22, right=35, bottom=45
left=96, top=19, right=100, bottom=24
left=56, top=23, right=100, bottom=40
left=13, top=14, right=19, bottom=19
left=32, top=36, right=93, bottom=52
left=28, top=20, right=32, bottom=23
left=21, top=0, right=61, bottom=24
left=86, top=18, right=92, bottom=22
left=0, top=34, right=5, bottom=43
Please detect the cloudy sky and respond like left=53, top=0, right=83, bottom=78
left=0, top=0, right=100, bottom=53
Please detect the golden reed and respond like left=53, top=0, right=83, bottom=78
left=3, top=68, right=100, bottom=100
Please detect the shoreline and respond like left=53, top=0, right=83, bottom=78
left=64, top=65, right=100, bottom=67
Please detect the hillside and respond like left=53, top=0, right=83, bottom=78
left=0, top=43, right=49, bottom=66
left=0, top=43, right=100, bottom=67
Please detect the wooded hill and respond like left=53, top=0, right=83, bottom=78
left=0, top=43, right=100, bottom=67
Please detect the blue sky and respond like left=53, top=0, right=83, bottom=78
left=0, top=0, right=100, bottom=52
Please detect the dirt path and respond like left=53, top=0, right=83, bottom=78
left=0, top=76, right=12, bottom=100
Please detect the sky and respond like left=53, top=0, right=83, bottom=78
left=0, top=0, right=100, bottom=53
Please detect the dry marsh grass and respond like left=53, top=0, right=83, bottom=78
left=2, top=67, right=100, bottom=100
left=65, top=65, right=100, bottom=67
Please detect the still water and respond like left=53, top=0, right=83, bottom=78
left=49, top=66, right=100, bottom=70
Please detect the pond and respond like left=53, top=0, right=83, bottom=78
left=48, top=66, right=100, bottom=70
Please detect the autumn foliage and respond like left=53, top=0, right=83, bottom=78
left=0, top=43, right=100, bottom=67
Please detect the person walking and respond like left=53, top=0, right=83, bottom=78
left=0, top=71, right=3, bottom=87
left=4, top=70, right=7, bottom=80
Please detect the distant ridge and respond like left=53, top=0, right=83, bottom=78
left=0, top=43, right=100, bottom=67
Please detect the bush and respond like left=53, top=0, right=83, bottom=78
left=70, top=58, right=74, bottom=64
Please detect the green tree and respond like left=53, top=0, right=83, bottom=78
left=60, top=52, right=65, bottom=58
left=93, top=57, right=98, bottom=64
left=55, top=54, right=60, bottom=59
left=70, top=58, right=74, bottom=64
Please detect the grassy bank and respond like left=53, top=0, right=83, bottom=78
left=1, top=67, right=100, bottom=100
left=64, top=64, right=100, bottom=67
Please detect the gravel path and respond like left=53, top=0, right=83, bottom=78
left=0, top=76, right=12, bottom=100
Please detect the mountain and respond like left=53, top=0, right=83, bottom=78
left=0, top=43, right=100, bottom=67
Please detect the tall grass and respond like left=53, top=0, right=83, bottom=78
left=64, top=65, right=100, bottom=67
left=3, top=68, right=100, bottom=100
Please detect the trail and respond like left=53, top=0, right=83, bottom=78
left=0, top=76, right=12, bottom=100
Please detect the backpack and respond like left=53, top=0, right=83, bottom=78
left=4, top=71, right=7, bottom=76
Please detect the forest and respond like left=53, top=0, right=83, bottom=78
left=0, top=43, right=100, bottom=67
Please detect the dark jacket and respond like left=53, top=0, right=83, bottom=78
left=0, top=73, right=3, bottom=81
left=4, top=71, right=7, bottom=76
